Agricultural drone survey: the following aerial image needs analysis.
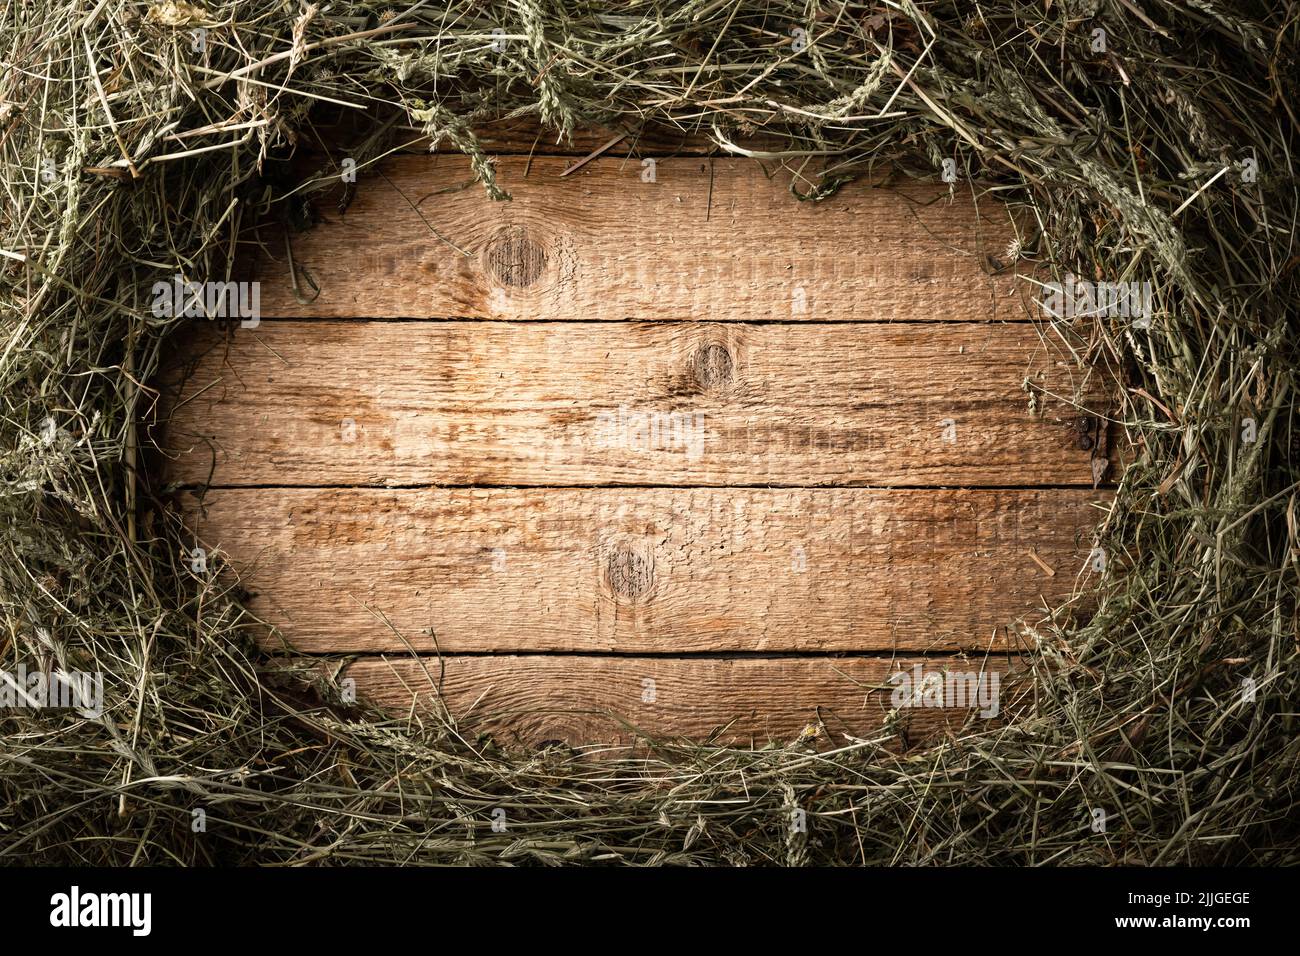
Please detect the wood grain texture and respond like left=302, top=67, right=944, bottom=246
left=156, top=149, right=1116, bottom=743
left=335, top=655, right=1016, bottom=748
left=187, top=487, right=1105, bottom=653
left=161, top=321, right=1110, bottom=487
left=248, top=155, right=1025, bottom=321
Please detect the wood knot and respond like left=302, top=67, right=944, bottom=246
left=692, top=343, right=734, bottom=392
left=483, top=226, right=547, bottom=288
left=604, top=544, right=655, bottom=603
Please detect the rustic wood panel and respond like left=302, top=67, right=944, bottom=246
left=159, top=149, right=1112, bottom=741
left=334, top=655, right=1017, bottom=748
left=187, top=487, right=1104, bottom=653
left=248, top=155, right=1025, bottom=321
left=161, top=321, right=1108, bottom=487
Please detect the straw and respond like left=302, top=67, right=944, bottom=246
left=1, top=0, right=1296, bottom=865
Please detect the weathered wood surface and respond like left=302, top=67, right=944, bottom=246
left=187, top=487, right=1104, bottom=653
left=158, top=147, right=1114, bottom=741
left=162, top=321, right=1109, bottom=487
left=250, top=155, right=1026, bottom=322
left=334, top=655, right=1014, bottom=748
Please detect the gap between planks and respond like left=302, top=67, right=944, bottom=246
left=296, top=648, right=1014, bottom=660
left=187, top=482, right=1115, bottom=491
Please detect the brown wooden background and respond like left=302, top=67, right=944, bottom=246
left=160, top=125, right=1113, bottom=748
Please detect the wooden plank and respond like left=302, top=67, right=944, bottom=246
left=334, top=655, right=1016, bottom=748
left=187, top=487, right=1104, bottom=653
left=248, top=155, right=1024, bottom=321
left=161, top=321, right=1109, bottom=487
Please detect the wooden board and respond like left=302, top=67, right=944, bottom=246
left=333, top=656, right=1017, bottom=748
left=248, top=155, right=1026, bottom=322
left=161, top=321, right=1109, bottom=487
left=187, top=487, right=1103, bottom=653
left=158, top=149, right=1114, bottom=743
